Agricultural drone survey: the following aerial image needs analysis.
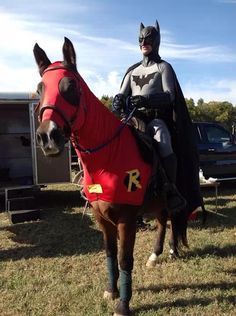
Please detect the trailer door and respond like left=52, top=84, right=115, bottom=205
left=29, top=102, right=71, bottom=185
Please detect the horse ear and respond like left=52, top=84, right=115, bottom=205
left=140, top=22, right=145, bottom=32
left=62, top=37, right=77, bottom=71
left=33, top=43, right=51, bottom=76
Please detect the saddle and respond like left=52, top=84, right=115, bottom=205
left=129, top=125, right=154, bottom=165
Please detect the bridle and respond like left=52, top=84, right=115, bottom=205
left=36, top=65, right=81, bottom=138
left=36, top=65, right=136, bottom=154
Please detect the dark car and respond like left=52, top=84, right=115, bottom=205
left=193, top=121, right=236, bottom=180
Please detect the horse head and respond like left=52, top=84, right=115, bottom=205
left=33, top=37, right=82, bottom=156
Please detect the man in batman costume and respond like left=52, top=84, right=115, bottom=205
left=112, top=20, right=202, bottom=216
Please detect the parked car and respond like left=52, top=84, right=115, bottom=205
left=193, top=121, right=236, bottom=180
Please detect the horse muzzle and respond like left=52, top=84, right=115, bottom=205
left=36, top=120, right=66, bottom=156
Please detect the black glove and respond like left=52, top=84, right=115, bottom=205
left=112, top=93, right=126, bottom=117
left=112, top=93, right=125, bottom=112
left=128, top=95, right=147, bottom=110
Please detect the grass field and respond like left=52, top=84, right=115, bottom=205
left=0, top=183, right=235, bottom=315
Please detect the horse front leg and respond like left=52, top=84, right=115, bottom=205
left=146, top=208, right=168, bottom=268
left=92, top=208, right=119, bottom=300
left=103, top=228, right=120, bottom=300
left=114, top=214, right=137, bottom=316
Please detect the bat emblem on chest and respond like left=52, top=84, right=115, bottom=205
left=132, top=72, right=156, bottom=89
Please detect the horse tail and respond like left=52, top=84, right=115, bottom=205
left=170, top=209, right=189, bottom=251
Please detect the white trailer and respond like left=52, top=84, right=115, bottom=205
left=0, top=93, right=71, bottom=223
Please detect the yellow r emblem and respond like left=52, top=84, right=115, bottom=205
left=126, top=169, right=142, bottom=192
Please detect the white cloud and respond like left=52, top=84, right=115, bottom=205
left=183, top=79, right=236, bottom=105
left=160, top=43, right=236, bottom=62
left=83, top=71, right=122, bottom=97
left=0, top=63, right=40, bottom=92
left=0, top=10, right=236, bottom=106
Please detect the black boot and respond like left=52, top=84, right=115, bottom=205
left=161, top=154, right=186, bottom=213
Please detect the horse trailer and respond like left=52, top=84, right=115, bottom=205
left=0, top=93, right=71, bottom=223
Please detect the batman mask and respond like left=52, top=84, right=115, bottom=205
left=139, top=20, right=161, bottom=66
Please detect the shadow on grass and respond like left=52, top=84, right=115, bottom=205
left=189, top=205, right=236, bottom=229
left=0, top=204, right=103, bottom=261
left=137, top=279, right=236, bottom=294
left=185, top=243, right=236, bottom=259
left=135, top=280, right=236, bottom=313
left=190, top=184, right=236, bottom=229
left=133, top=294, right=235, bottom=314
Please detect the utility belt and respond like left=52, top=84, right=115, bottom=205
left=136, top=105, right=173, bottom=123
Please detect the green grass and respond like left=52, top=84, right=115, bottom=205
left=0, top=183, right=235, bottom=315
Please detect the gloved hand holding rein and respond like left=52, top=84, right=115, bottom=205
left=128, top=93, right=171, bottom=109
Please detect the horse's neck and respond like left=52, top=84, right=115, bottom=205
left=74, top=85, right=120, bottom=150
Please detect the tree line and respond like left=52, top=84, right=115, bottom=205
left=100, top=95, right=236, bottom=132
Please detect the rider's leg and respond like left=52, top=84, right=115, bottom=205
left=162, top=152, right=177, bottom=183
left=146, top=119, right=186, bottom=213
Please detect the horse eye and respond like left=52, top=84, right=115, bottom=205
left=59, top=77, right=80, bottom=106
left=37, top=82, right=44, bottom=95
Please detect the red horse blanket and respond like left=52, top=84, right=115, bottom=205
left=74, top=124, right=152, bottom=205
left=72, top=85, right=152, bottom=206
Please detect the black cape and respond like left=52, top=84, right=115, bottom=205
left=122, top=60, right=203, bottom=214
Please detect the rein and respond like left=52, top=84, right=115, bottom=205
left=71, top=107, right=136, bottom=154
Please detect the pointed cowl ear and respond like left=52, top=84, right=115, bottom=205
left=62, top=37, right=77, bottom=71
left=33, top=43, right=51, bottom=76
left=140, top=22, right=145, bottom=32
left=155, top=20, right=160, bottom=33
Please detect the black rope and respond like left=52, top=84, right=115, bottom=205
left=71, top=107, right=136, bottom=154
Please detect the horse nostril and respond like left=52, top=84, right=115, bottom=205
left=50, top=128, right=63, bottom=144
left=36, top=133, right=42, bottom=145
left=37, top=132, right=48, bottom=147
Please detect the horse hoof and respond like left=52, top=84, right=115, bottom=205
left=169, top=249, right=179, bottom=260
left=146, top=252, right=158, bottom=268
left=146, top=259, right=157, bottom=268
left=103, top=290, right=119, bottom=300
left=113, top=300, right=131, bottom=316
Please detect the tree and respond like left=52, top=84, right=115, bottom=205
left=197, top=98, right=204, bottom=107
left=193, top=100, right=236, bottom=130
left=100, top=95, right=113, bottom=110
left=185, top=98, right=198, bottom=120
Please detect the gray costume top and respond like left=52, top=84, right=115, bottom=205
left=119, top=61, right=175, bottom=103
left=119, top=61, right=176, bottom=157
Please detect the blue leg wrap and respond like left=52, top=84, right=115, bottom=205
left=107, top=256, right=119, bottom=289
left=119, top=269, right=132, bottom=302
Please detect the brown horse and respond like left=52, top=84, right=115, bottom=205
left=33, top=37, right=190, bottom=316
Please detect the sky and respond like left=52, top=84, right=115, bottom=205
left=0, top=0, right=236, bottom=105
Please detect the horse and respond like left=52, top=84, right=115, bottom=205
left=33, top=37, right=190, bottom=316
